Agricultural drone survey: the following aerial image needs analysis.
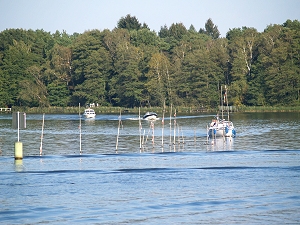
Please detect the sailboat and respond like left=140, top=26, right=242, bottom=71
left=208, top=85, right=236, bottom=138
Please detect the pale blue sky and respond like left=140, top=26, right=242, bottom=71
left=1, top=0, right=299, bottom=37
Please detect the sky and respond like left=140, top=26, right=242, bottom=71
left=1, top=0, right=299, bottom=37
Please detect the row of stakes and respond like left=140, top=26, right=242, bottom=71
left=13, top=105, right=188, bottom=160
left=115, top=107, right=185, bottom=153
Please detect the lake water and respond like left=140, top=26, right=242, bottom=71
left=0, top=112, right=300, bottom=224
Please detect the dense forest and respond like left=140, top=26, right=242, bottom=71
left=0, top=15, right=299, bottom=109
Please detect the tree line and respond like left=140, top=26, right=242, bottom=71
left=0, top=15, right=299, bottom=109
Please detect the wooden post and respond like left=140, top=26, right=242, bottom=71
left=139, top=107, right=142, bottom=149
left=116, top=110, right=121, bottom=153
left=79, top=103, right=82, bottom=154
left=162, top=101, right=165, bottom=147
left=151, top=121, right=154, bottom=148
left=173, top=109, right=176, bottom=145
left=206, top=125, right=208, bottom=144
left=17, top=111, right=20, bottom=142
left=169, top=104, right=172, bottom=145
left=39, top=113, right=45, bottom=156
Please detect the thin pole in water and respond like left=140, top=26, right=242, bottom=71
left=116, top=110, right=121, bottom=153
left=17, top=111, right=20, bottom=142
left=162, top=100, right=165, bottom=148
left=139, top=107, right=142, bottom=149
left=142, top=129, right=145, bottom=151
left=162, top=109, right=165, bottom=147
left=79, top=103, right=82, bottom=154
left=40, top=113, right=45, bottom=156
left=151, top=121, right=154, bottom=148
left=169, top=104, right=172, bottom=145
left=181, top=126, right=184, bottom=144
left=206, top=124, right=209, bottom=145
left=173, top=109, right=176, bottom=145
left=177, top=124, right=180, bottom=144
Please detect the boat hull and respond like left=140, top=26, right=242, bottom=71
left=143, top=112, right=158, bottom=120
left=208, top=120, right=236, bottom=138
left=208, top=128, right=235, bottom=137
left=83, top=109, right=96, bottom=119
left=84, top=114, right=96, bottom=119
left=143, top=115, right=157, bottom=120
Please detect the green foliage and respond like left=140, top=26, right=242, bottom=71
left=283, top=19, right=300, bottom=30
left=71, top=30, right=112, bottom=106
left=117, top=14, right=143, bottom=31
left=199, top=19, right=220, bottom=39
left=130, top=29, right=159, bottom=47
left=0, top=17, right=299, bottom=109
left=47, top=82, right=70, bottom=106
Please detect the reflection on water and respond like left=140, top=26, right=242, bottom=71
left=0, top=112, right=300, bottom=224
left=14, top=159, right=23, bottom=172
left=207, top=137, right=234, bottom=151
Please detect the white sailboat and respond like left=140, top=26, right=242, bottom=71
left=208, top=85, right=236, bottom=138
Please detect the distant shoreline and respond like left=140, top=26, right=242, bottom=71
left=2, top=106, right=300, bottom=114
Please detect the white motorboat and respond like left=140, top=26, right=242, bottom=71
left=143, top=112, right=158, bottom=120
left=83, top=108, right=96, bottom=118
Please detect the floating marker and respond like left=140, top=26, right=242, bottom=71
left=14, top=141, right=23, bottom=160
left=13, top=111, right=26, bottom=160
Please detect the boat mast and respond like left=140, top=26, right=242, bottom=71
left=221, top=85, right=223, bottom=120
left=225, top=85, right=229, bottom=121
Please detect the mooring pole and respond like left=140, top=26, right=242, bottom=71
left=162, top=110, right=165, bottom=147
left=39, top=113, right=45, bottom=156
left=206, top=125, right=209, bottom=145
left=17, top=111, right=20, bottom=142
left=139, top=107, right=142, bottom=149
left=151, top=121, right=154, bottom=148
left=14, top=111, right=23, bottom=160
left=173, top=109, right=176, bottom=145
left=79, top=103, right=82, bottom=154
left=116, top=110, right=121, bottom=153
left=169, top=104, right=172, bottom=145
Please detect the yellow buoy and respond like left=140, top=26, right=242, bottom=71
left=14, top=141, right=23, bottom=160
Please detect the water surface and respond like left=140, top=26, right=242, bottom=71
left=0, top=112, right=299, bottom=224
